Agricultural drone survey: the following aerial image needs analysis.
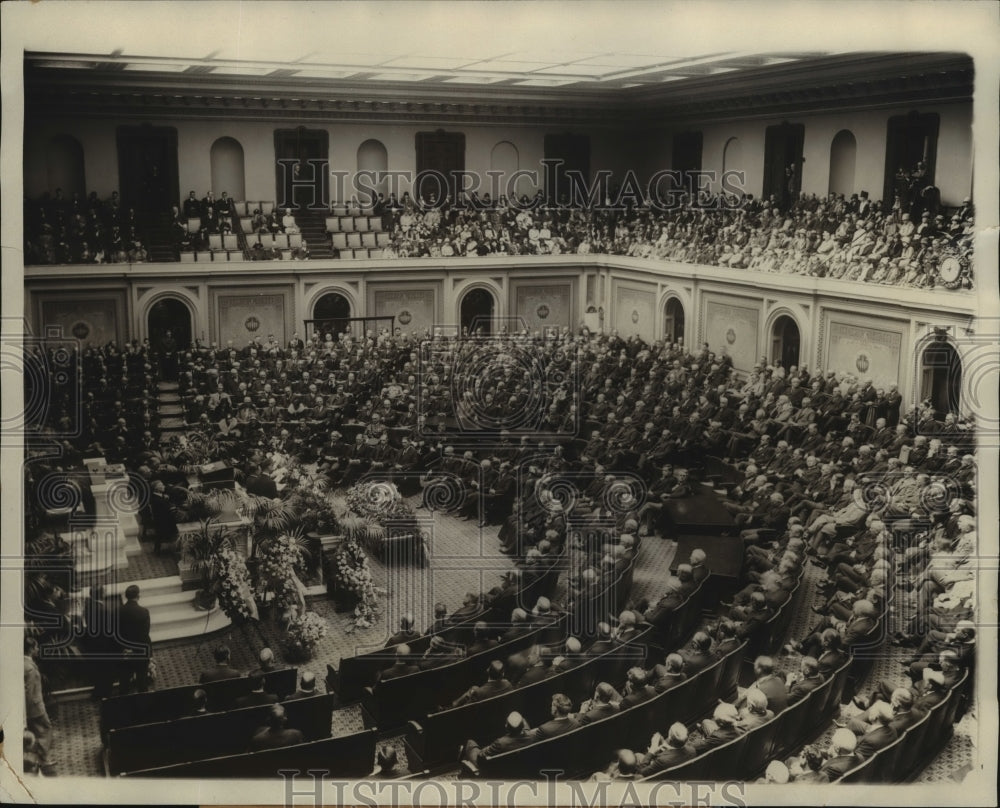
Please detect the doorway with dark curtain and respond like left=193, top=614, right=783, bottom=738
left=920, top=340, right=962, bottom=418
left=460, top=288, right=495, bottom=335
left=116, top=126, right=179, bottom=227
left=544, top=133, right=591, bottom=205
left=672, top=131, right=704, bottom=193
left=663, top=298, right=685, bottom=346
left=770, top=316, right=801, bottom=371
left=147, top=298, right=192, bottom=353
left=762, top=122, right=805, bottom=211
left=274, top=128, right=329, bottom=211
left=312, top=293, right=352, bottom=340
left=415, top=130, right=465, bottom=205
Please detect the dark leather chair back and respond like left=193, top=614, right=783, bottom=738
left=100, top=667, right=298, bottom=740
left=107, top=693, right=334, bottom=775
left=119, top=728, right=376, bottom=779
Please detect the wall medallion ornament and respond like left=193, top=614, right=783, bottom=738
left=398, top=309, right=412, bottom=325
left=536, top=304, right=550, bottom=320
left=726, top=327, right=736, bottom=345
left=631, top=310, right=640, bottom=324
left=71, top=321, right=90, bottom=340
left=244, top=315, right=260, bottom=333
left=856, top=353, right=870, bottom=373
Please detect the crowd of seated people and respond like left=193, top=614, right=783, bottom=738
left=26, top=181, right=975, bottom=289
left=24, top=189, right=149, bottom=265
left=24, top=321, right=978, bottom=779
left=362, top=187, right=975, bottom=290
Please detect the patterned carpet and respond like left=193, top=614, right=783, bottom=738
left=47, top=495, right=977, bottom=782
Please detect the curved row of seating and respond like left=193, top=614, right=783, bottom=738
left=836, top=669, right=969, bottom=784
left=476, top=642, right=746, bottom=779
left=105, top=692, right=334, bottom=776
left=406, top=623, right=664, bottom=772
left=639, top=658, right=852, bottom=781
left=359, top=557, right=614, bottom=730
left=327, top=557, right=563, bottom=706
left=99, top=667, right=298, bottom=742
left=120, top=728, right=377, bottom=779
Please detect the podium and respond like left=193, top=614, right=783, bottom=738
left=68, top=458, right=143, bottom=576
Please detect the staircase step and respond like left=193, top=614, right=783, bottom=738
left=159, top=404, right=184, bottom=416
left=157, top=382, right=179, bottom=392
left=103, top=575, right=181, bottom=599
left=158, top=392, right=181, bottom=403
left=151, top=603, right=231, bottom=643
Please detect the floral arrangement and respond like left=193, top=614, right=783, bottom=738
left=211, top=545, right=259, bottom=622
left=283, top=610, right=329, bottom=660
left=331, top=534, right=386, bottom=631
left=255, top=533, right=307, bottom=613
left=344, top=480, right=413, bottom=525
left=268, top=451, right=339, bottom=535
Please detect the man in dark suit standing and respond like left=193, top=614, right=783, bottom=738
left=249, top=704, right=303, bottom=751
left=118, top=584, right=151, bottom=694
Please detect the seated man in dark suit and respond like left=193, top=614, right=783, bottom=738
left=461, top=711, right=532, bottom=773
left=691, top=702, right=744, bottom=752
left=418, top=635, right=464, bottom=671
left=577, top=682, right=620, bottom=725
left=284, top=670, right=320, bottom=701
left=384, top=614, right=420, bottom=648
left=847, top=687, right=922, bottom=736
left=235, top=672, right=280, bottom=708
left=679, top=632, right=716, bottom=676
left=819, top=728, right=861, bottom=778
left=249, top=704, right=303, bottom=751
left=650, top=653, right=687, bottom=692
left=465, top=621, right=499, bottom=656
left=379, top=644, right=420, bottom=682
left=517, top=646, right=555, bottom=687
left=189, top=688, right=210, bottom=716
left=620, top=667, right=657, bottom=708
left=689, top=548, right=710, bottom=584
left=637, top=722, right=696, bottom=777
left=586, top=623, right=615, bottom=657
left=740, top=655, right=789, bottom=713
left=249, top=647, right=283, bottom=679
left=738, top=689, right=774, bottom=729
left=786, top=656, right=825, bottom=703
left=200, top=644, right=243, bottom=683
left=500, top=608, right=532, bottom=642
left=530, top=693, right=580, bottom=741
left=853, top=701, right=898, bottom=759
left=451, top=660, right=513, bottom=708
left=789, top=744, right=829, bottom=783
left=425, top=602, right=450, bottom=636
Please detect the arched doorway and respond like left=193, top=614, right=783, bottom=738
left=357, top=139, right=389, bottom=203
left=460, top=288, right=495, bottom=335
left=46, top=135, right=86, bottom=199
left=663, top=298, right=685, bottom=345
left=211, top=137, right=246, bottom=200
left=147, top=298, right=192, bottom=353
left=920, top=340, right=962, bottom=417
left=313, top=293, right=352, bottom=339
left=771, top=315, right=801, bottom=370
left=828, top=129, right=857, bottom=198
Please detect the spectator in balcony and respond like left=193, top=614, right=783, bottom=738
left=183, top=190, right=201, bottom=219
left=293, top=239, right=311, bottom=260
left=282, top=208, right=300, bottom=234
